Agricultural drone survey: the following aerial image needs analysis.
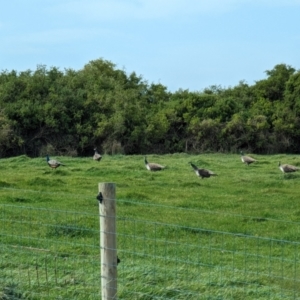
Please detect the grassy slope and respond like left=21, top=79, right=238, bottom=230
left=1, top=153, right=300, bottom=299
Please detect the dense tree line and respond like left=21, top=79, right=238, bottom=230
left=0, top=59, right=299, bottom=157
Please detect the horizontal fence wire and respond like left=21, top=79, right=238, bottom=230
left=1, top=187, right=300, bottom=299
left=0, top=203, right=101, bottom=299
left=118, top=219, right=300, bottom=299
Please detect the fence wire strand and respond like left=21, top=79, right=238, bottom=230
left=1, top=187, right=300, bottom=299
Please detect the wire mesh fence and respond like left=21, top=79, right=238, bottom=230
left=1, top=186, right=300, bottom=299
left=0, top=203, right=101, bottom=299
left=117, top=212, right=300, bottom=299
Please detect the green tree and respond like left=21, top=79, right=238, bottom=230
left=254, top=64, right=295, bottom=101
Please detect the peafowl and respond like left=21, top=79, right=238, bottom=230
left=278, top=161, right=300, bottom=174
left=240, top=151, right=257, bottom=166
left=144, top=156, right=165, bottom=171
left=46, top=155, right=65, bottom=169
left=189, top=162, right=217, bottom=179
left=93, top=148, right=102, bottom=161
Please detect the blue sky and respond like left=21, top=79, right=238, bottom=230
left=1, top=0, right=300, bottom=92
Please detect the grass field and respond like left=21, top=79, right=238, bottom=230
left=1, top=153, right=300, bottom=299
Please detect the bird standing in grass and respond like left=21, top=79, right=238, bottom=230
left=278, top=162, right=300, bottom=174
left=46, top=155, right=65, bottom=169
left=93, top=148, right=102, bottom=161
left=144, top=156, right=165, bottom=171
left=240, top=151, right=257, bottom=166
left=189, top=162, right=217, bottom=179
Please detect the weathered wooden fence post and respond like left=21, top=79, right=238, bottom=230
left=98, top=182, right=117, bottom=300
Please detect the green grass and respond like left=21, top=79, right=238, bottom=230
left=1, top=153, right=300, bottom=299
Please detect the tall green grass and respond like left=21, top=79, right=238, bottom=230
left=1, top=153, right=300, bottom=299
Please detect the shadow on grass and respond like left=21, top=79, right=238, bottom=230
left=0, top=181, right=14, bottom=188
left=0, top=283, right=27, bottom=300
left=47, top=223, right=95, bottom=238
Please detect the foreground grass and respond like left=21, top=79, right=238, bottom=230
left=1, top=153, right=300, bottom=299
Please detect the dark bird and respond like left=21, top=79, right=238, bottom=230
left=189, top=162, right=217, bottom=179
left=46, top=155, right=65, bottom=169
left=278, top=161, right=300, bottom=174
left=93, top=148, right=102, bottom=161
left=240, top=151, right=257, bottom=166
left=144, top=156, right=165, bottom=171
